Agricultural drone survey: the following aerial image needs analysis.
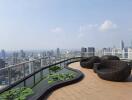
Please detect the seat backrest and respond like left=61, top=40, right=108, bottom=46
left=89, top=56, right=101, bottom=63
left=101, top=55, right=120, bottom=61
left=81, top=57, right=92, bottom=62
left=100, top=60, right=127, bottom=69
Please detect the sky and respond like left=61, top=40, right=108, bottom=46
left=0, top=0, right=132, bottom=50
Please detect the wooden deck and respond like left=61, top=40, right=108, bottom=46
left=46, top=62, right=132, bottom=100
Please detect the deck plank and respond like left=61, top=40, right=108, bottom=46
left=46, top=62, right=132, bottom=100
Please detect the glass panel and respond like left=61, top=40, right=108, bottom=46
left=10, top=65, right=24, bottom=84
left=0, top=68, right=8, bottom=90
left=25, top=76, right=34, bottom=88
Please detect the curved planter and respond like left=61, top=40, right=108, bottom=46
left=29, top=60, right=84, bottom=100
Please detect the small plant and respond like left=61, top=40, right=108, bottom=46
left=47, top=73, right=75, bottom=84
left=49, top=66, right=62, bottom=73
left=0, top=87, right=33, bottom=100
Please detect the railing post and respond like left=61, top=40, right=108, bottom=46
left=40, top=58, right=43, bottom=67
left=33, top=74, right=36, bottom=86
left=40, top=59, right=43, bottom=80
left=48, top=57, right=50, bottom=65
left=32, top=61, right=36, bottom=86
left=43, top=58, right=46, bottom=66
left=8, top=67, right=11, bottom=85
left=63, top=60, right=66, bottom=67
left=29, top=61, right=32, bottom=74
left=41, top=58, right=43, bottom=67
left=23, top=64, right=26, bottom=77
left=23, top=64, right=26, bottom=87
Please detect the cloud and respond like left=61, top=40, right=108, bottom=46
left=78, top=20, right=117, bottom=38
left=99, top=20, right=117, bottom=32
left=79, top=24, right=98, bottom=33
left=50, top=27, right=63, bottom=33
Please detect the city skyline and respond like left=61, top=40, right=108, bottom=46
left=0, top=0, right=132, bottom=50
left=0, top=39, right=132, bottom=51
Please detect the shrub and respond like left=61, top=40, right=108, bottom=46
left=49, top=66, right=62, bottom=73
left=0, top=87, right=33, bottom=100
left=47, top=73, right=75, bottom=84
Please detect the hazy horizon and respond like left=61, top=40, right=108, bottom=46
left=0, top=0, right=132, bottom=50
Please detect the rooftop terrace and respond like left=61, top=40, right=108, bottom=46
left=0, top=56, right=132, bottom=100
left=47, top=62, right=132, bottom=100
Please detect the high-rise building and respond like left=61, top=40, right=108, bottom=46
left=112, top=48, right=122, bottom=58
left=87, top=47, right=95, bottom=57
left=103, top=48, right=112, bottom=55
left=56, top=48, right=60, bottom=57
left=128, top=48, right=132, bottom=59
left=0, top=59, right=7, bottom=85
left=1, top=49, right=6, bottom=60
left=121, top=40, right=125, bottom=50
left=81, top=47, right=87, bottom=57
left=12, top=52, right=19, bottom=64
left=46, top=50, right=54, bottom=57
left=123, top=48, right=128, bottom=58
left=0, top=59, right=6, bottom=69
left=81, top=47, right=87, bottom=52
left=41, top=51, right=46, bottom=57
left=20, top=50, right=26, bottom=58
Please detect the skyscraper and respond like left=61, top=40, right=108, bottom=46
left=121, top=40, right=124, bottom=50
left=41, top=51, right=46, bottom=57
left=87, top=47, right=95, bottom=57
left=123, top=48, right=128, bottom=58
left=81, top=47, right=87, bottom=57
left=1, top=49, right=6, bottom=60
left=0, top=59, right=6, bottom=69
left=12, top=52, right=19, bottom=64
left=20, top=50, right=26, bottom=58
left=81, top=47, right=87, bottom=52
left=56, top=48, right=60, bottom=57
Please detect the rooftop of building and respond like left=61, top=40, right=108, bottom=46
left=47, top=62, right=132, bottom=100
left=0, top=57, right=132, bottom=100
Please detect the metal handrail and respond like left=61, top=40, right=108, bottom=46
left=0, top=56, right=131, bottom=94
left=0, top=57, right=48, bottom=71
left=0, top=57, right=82, bottom=94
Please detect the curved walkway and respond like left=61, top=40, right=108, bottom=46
left=47, top=62, right=132, bottom=100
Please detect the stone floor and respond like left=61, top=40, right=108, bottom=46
left=46, top=62, right=132, bottom=100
